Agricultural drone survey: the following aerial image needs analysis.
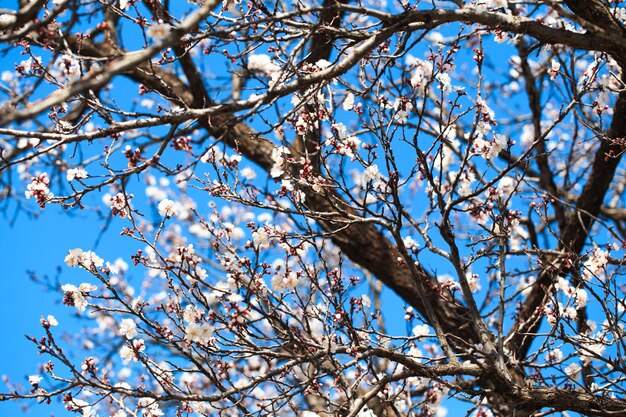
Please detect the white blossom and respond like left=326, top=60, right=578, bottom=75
left=64, top=249, right=104, bottom=269
left=185, top=322, right=214, bottom=344
left=583, top=247, right=609, bottom=281
left=66, top=167, right=88, bottom=181
left=119, top=318, right=138, bottom=339
left=271, top=270, right=299, bottom=292
left=120, top=339, right=145, bottom=362
left=28, top=375, right=42, bottom=385
left=548, top=59, right=560, bottom=80
left=62, top=283, right=97, bottom=312
left=436, top=72, right=452, bottom=93
left=403, top=236, right=419, bottom=251
left=467, top=273, right=481, bottom=293
left=270, top=146, right=290, bottom=178
left=248, top=54, right=280, bottom=75
left=25, top=173, right=53, bottom=207
left=343, top=92, right=355, bottom=110
left=157, top=198, right=179, bottom=217
left=412, top=324, right=430, bottom=338
left=565, top=362, right=581, bottom=377
left=545, top=348, right=563, bottom=363
left=574, top=288, right=588, bottom=308
left=252, top=228, right=271, bottom=249
left=497, top=176, right=516, bottom=199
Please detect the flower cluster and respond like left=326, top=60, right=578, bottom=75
left=271, top=269, right=299, bottom=292
left=583, top=247, right=610, bottom=281
left=66, top=167, right=88, bottom=182
left=471, top=133, right=507, bottom=160
left=108, top=192, right=133, bottom=218
left=25, top=173, right=53, bottom=208
left=61, top=283, right=97, bottom=312
left=64, top=248, right=104, bottom=269
left=270, top=146, right=291, bottom=178
left=157, top=198, right=179, bottom=218
left=120, top=339, right=146, bottom=362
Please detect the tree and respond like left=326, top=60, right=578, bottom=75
left=1, top=0, right=626, bottom=415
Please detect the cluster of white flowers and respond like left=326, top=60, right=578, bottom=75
left=471, top=133, right=507, bottom=160
left=548, top=59, right=560, bottom=81
left=157, top=198, right=179, bottom=217
left=240, top=167, right=256, bottom=180
left=64, top=248, right=104, bottom=269
left=435, top=72, right=452, bottom=94
left=67, top=398, right=96, bottom=417
left=467, top=273, right=481, bottom=293
left=343, top=92, right=355, bottom=110
left=144, top=175, right=168, bottom=201
left=108, top=192, right=132, bottom=218
left=54, top=54, right=81, bottom=81
left=583, top=247, right=609, bottom=281
left=497, top=176, right=517, bottom=200
left=18, top=55, right=42, bottom=75
left=437, top=274, right=460, bottom=292
left=120, top=339, right=145, bottom=362
left=28, top=375, right=43, bottom=386
left=392, top=97, right=413, bottom=124
left=544, top=302, right=577, bottom=326
left=555, top=277, right=588, bottom=309
left=252, top=227, right=271, bottom=249
left=40, top=314, right=58, bottom=327
left=271, top=269, right=299, bottom=292
left=475, top=97, right=496, bottom=136
left=545, top=347, right=563, bottom=364
left=361, top=164, right=383, bottom=188
left=192, top=264, right=208, bottom=281
left=403, top=236, right=419, bottom=251
left=247, top=51, right=287, bottom=86
left=406, top=55, right=433, bottom=94
left=66, top=167, right=88, bottom=181
left=339, top=141, right=362, bottom=159
left=138, top=398, right=164, bottom=417
left=247, top=54, right=280, bottom=75
left=494, top=30, right=509, bottom=44
left=270, top=146, right=290, bottom=178
left=61, top=283, right=97, bottom=312
left=329, top=122, right=362, bottom=159
left=200, top=147, right=242, bottom=168
left=119, top=318, right=138, bottom=339
left=294, top=106, right=323, bottom=135
left=183, top=304, right=204, bottom=323
left=565, top=362, right=581, bottom=377
left=25, top=172, right=53, bottom=207
left=579, top=339, right=607, bottom=364
left=579, top=58, right=600, bottom=86
left=185, top=322, right=214, bottom=344
left=455, top=169, right=476, bottom=197
left=412, top=323, right=431, bottom=338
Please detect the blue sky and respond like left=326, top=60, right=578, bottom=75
left=0, top=205, right=140, bottom=415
